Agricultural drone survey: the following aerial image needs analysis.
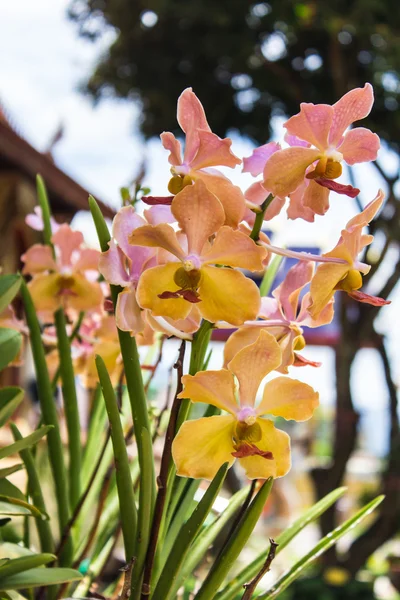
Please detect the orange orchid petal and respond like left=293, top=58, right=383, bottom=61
left=198, top=266, right=260, bottom=325
left=202, top=226, right=266, bottom=270
left=285, top=103, right=333, bottom=150
left=302, top=178, right=330, bottom=216
left=263, top=147, right=321, bottom=197
left=338, top=127, right=380, bottom=165
left=346, top=190, right=384, bottom=231
left=329, top=83, right=374, bottom=147
left=177, top=88, right=211, bottom=164
left=172, top=415, right=236, bottom=480
left=309, top=249, right=350, bottom=318
left=239, top=418, right=291, bottom=479
left=258, top=376, right=319, bottom=421
left=51, top=224, right=83, bottom=268
left=171, top=180, right=225, bottom=255
left=66, top=274, right=104, bottom=312
left=190, top=130, right=241, bottom=170
left=160, top=131, right=182, bottom=166
left=227, top=330, right=282, bottom=407
left=136, top=263, right=192, bottom=321
left=223, top=327, right=261, bottom=367
left=129, top=223, right=185, bottom=261
left=21, top=244, right=57, bottom=274
left=178, top=369, right=238, bottom=415
left=28, top=273, right=102, bottom=313
left=192, top=170, right=246, bottom=228
left=28, top=273, right=63, bottom=312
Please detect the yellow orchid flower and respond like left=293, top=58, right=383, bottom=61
left=172, top=330, right=319, bottom=480
left=129, top=180, right=266, bottom=326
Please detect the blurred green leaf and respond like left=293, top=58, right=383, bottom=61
left=0, top=553, right=56, bottom=579
left=0, top=388, right=25, bottom=428
left=0, top=567, right=82, bottom=590
left=0, top=466, right=23, bottom=479
left=259, top=495, right=385, bottom=599
left=0, top=329, right=22, bottom=371
left=0, top=275, right=21, bottom=314
left=0, top=426, right=53, bottom=460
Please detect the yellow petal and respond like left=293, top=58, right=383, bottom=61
left=198, top=266, right=260, bottom=326
left=309, top=245, right=351, bottom=318
left=136, top=263, right=191, bottom=321
left=239, top=418, right=291, bottom=479
left=258, top=376, right=319, bottom=421
left=178, top=370, right=238, bottom=415
left=171, top=179, right=225, bottom=255
left=227, top=330, right=282, bottom=407
left=172, top=415, right=236, bottom=480
left=67, top=274, right=104, bottom=312
left=201, top=226, right=266, bottom=271
left=192, top=170, right=246, bottom=228
left=129, top=223, right=185, bottom=261
left=223, top=327, right=261, bottom=367
left=28, top=274, right=62, bottom=312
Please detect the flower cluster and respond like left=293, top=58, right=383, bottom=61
left=21, top=85, right=390, bottom=482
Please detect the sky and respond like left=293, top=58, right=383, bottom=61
left=1, top=0, right=399, bottom=456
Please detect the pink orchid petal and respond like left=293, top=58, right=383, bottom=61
left=315, top=178, right=360, bottom=198
left=302, top=178, right=330, bottom=215
left=112, top=206, right=154, bottom=276
left=144, top=205, right=175, bottom=225
left=142, top=195, right=174, bottom=205
left=99, top=240, right=131, bottom=287
left=293, top=353, right=322, bottom=368
left=25, top=206, right=60, bottom=233
left=73, top=248, right=100, bottom=272
left=177, top=88, right=211, bottom=164
left=189, top=129, right=241, bottom=170
left=243, top=142, right=280, bottom=176
left=52, top=224, right=84, bottom=268
left=160, top=131, right=182, bottom=166
left=258, top=297, right=284, bottom=321
left=172, top=180, right=225, bottom=255
left=346, top=190, right=384, bottom=231
left=284, top=133, right=311, bottom=148
left=263, top=147, right=321, bottom=197
left=115, top=287, right=145, bottom=334
left=273, top=261, right=314, bottom=322
left=347, top=290, right=391, bottom=306
left=287, top=181, right=316, bottom=222
left=298, top=292, right=334, bottom=327
left=338, top=127, right=380, bottom=165
left=21, top=244, right=57, bottom=274
left=285, top=103, right=333, bottom=150
left=329, top=83, right=374, bottom=146
left=245, top=182, right=286, bottom=221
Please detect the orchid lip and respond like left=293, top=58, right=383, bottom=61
left=183, top=254, right=202, bottom=271
left=325, top=148, right=343, bottom=162
left=236, top=406, right=257, bottom=424
left=174, top=164, right=191, bottom=176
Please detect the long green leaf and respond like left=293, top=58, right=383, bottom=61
left=0, top=501, right=31, bottom=517
left=152, top=463, right=229, bottom=600
left=0, top=388, right=25, bottom=428
left=0, top=426, right=52, bottom=460
left=0, top=496, right=47, bottom=520
left=10, top=424, right=54, bottom=554
left=0, top=466, right=23, bottom=479
left=215, top=486, right=347, bottom=600
left=0, top=328, right=22, bottom=371
left=0, top=554, right=55, bottom=579
left=0, top=567, right=82, bottom=590
left=0, top=275, right=21, bottom=314
left=95, top=354, right=137, bottom=561
left=258, top=495, right=385, bottom=599
left=195, top=478, right=274, bottom=600
left=0, top=545, right=34, bottom=560
left=36, top=175, right=53, bottom=249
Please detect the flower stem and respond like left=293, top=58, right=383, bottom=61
left=250, top=194, right=274, bottom=242
left=20, top=280, right=73, bottom=566
left=54, top=308, right=82, bottom=510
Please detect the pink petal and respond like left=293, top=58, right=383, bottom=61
left=99, top=240, right=131, bottom=286
left=52, top=224, right=83, bottom=268
left=302, top=178, right=330, bottom=216
left=144, top=205, right=175, bottom=225
left=160, top=131, right=182, bottom=166
left=258, top=297, right=283, bottom=321
left=115, top=287, right=145, bottom=334
left=263, top=147, right=321, bottom=197
left=189, top=130, right=241, bottom=171
left=243, top=142, right=280, bottom=176
left=329, top=83, right=374, bottom=146
left=285, top=103, right=333, bottom=150
left=245, top=182, right=285, bottom=220
left=112, top=206, right=154, bottom=276
left=177, top=88, right=211, bottom=164
left=73, top=248, right=100, bottom=272
left=21, top=244, right=57, bottom=274
left=287, top=181, right=316, bottom=222
left=315, top=178, right=360, bottom=198
left=346, top=190, right=384, bottom=230
left=284, top=133, right=311, bottom=148
left=347, top=290, right=391, bottom=306
left=338, top=127, right=380, bottom=165
left=298, top=292, right=334, bottom=327
left=293, top=354, right=322, bottom=368
left=273, top=261, right=314, bottom=322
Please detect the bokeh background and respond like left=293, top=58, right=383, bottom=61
left=1, top=1, right=400, bottom=598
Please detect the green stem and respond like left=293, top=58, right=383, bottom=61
left=20, top=280, right=72, bottom=566
left=11, top=424, right=54, bottom=554
left=95, top=355, right=137, bottom=561
left=51, top=311, right=85, bottom=392
left=54, top=309, right=82, bottom=510
left=250, top=194, right=274, bottom=242
left=36, top=175, right=53, bottom=249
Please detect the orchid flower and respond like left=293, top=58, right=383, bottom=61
left=129, top=180, right=266, bottom=326
left=172, top=331, right=319, bottom=480
left=223, top=261, right=334, bottom=373
left=22, top=224, right=103, bottom=315
left=161, top=88, right=246, bottom=227
left=309, top=190, right=390, bottom=317
left=25, top=206, right=60, bottom=233
left=263, top=84, right=380, bottom=216
left=99, top=206, right=157, bottom=335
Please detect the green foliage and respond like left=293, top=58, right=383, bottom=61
left=68, top=0, right=400, bottom=147
left=0, top=329, right=22, bottom=371
left=278, top=576, right=378, bottom=600
left=0, top=275, right=21, bottom=314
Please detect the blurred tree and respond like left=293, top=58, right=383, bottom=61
left=69, top=0, right=400, bottom=580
